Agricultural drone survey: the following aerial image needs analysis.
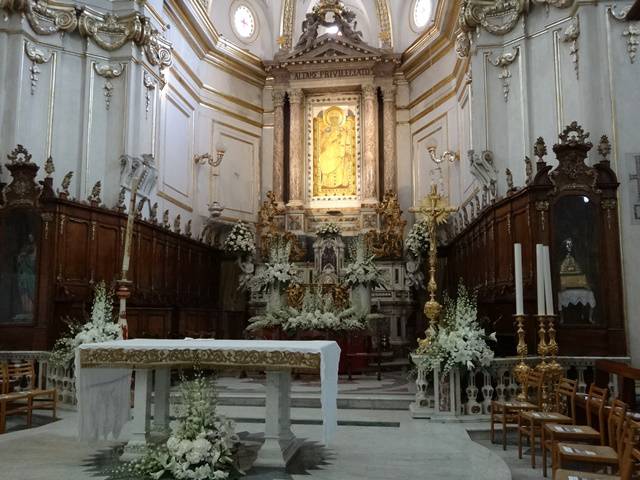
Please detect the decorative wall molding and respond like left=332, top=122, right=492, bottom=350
left=374, top=0, right=393, bottom=50
left=561, top=15, right=580, bottom=79
left=486, top=47, right=520, bottom=102
left=278, top=0, right=295, bottom=51
left=459, top=0, right=528, bottom=36
left=24, top=41, right=52, bottom=95
left=531, top=0, right=574, bottom=14
left=143, top=72, right=156, bottom=117
left=608, top=6, right=639, bottom=64
left=1, top=0, right=172, bottom=69
left=94, top=62, right=125, bottom=110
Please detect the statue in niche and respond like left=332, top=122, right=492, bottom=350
left=16, top=234, right=37, bottom=319
left=558, top=237, right=596, bottom=324
left=313, top=106, right=357, bottom=197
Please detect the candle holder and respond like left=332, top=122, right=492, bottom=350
left=545, top=315, right=563, bottom=404
left=512, top=314, right=531, bottom=402
left=535, top=314, right=551, bottom=411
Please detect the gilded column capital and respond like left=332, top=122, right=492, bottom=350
left=362, top=85, right=377, bottom=99
left=272, top=90, right=286, bottom=108
left=289, top=89, right=304, bottom=104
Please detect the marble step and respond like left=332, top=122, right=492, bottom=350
left=170, top=391, right=413, bottom=410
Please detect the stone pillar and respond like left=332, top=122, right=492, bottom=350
left=121, top=368, right=151, bottom=460
left=272, top=90, right=286, bottom=206
left=382, top=86, right=397, bottom=193
left=362, top=84, right=379, bottom=204
left=288, top=89, right=304, bottom=207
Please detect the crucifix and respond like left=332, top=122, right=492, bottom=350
left=416, top=184, right=457, bottom=345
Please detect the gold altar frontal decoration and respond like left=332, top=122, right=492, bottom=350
left=79, top=348, right=322, bottom=372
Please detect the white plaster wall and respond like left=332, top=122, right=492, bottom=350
left=463, top=1, right=640, bottom=364
left=0, top=0, right=265, bottom=238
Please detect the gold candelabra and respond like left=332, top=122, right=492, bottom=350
left=416, top=185, right=457, bottom=349
left=545, top=315, right=563, bottom=407
left=512, top=314, right=531, bottom=402
left=535, top=314, right=551, bottom=411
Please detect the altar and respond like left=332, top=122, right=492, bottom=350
left=75, top=339, right=340, bottom=468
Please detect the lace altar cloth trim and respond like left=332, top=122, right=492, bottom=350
left=76, top=339, right=340, bottom=445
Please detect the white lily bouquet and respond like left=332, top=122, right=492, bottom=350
left=316, top=222, right=341, bottom=237
left=49, top=281, right=122, bottom=368
left=405, top=219, right=429, bottom=259
left=283, top=289, right=367, bottom=333
left=223, top=222, right=255, bottom=258
left=342, top=237, right=385, bottom=289
left=126, top=374, right=240, bottom=480
left=416, top=283, right=496, bottom=374
left=246, top=239, right=298, bottom=292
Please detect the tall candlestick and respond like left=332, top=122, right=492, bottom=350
left=536, top=244, right=546, bottom=316
left=121, top=176, right=142, bottom=278
left=543, top=245, right=554, bottom=316
left=514, top=243, right=524, bottom=315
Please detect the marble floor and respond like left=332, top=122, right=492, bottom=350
left=0, top=375, right=513, bottom=480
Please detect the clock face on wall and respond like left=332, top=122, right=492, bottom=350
left=413, top=0, right=432, bottom=29
left=233, top=4, right=255, bottom=39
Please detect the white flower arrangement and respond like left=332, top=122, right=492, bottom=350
left=316, top=222, right=341, bottom=237
left=245, top=240, right=298, bottom=292
left=126, top=374, right=240, bottom=480
left=405, top=220, right=429, bottom=259
left=223, top=222, right=255, bottom=258
left=247, top=289, right=367, bottom=333
left=415, top=283, right=496, bottom=374
left=342, top=237, right=385, bottom=289
left=49, top=281, right=122, bottom=367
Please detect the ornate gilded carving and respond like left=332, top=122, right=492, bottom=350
left=79, top=347, right=322, bottom=372
left=549, top=121, right=597, bottom=192
left=185, top=219, right=192, bottom=238
left=24, top=41, right=52, bottom=95
left=88, top=181, right=102, bottom=205
left=1, top=1, right=172, bottom=68
left=278, top=0, right=295, bottom=51
left=94, top=63, right=125, bottom=110
left=561, top=16, right=580, bottom=79
left=365, top=190, right=406, bottom=259
left=598, top=135, right=612, bottom=163
left=173, top=214, right=181, bottom=234
left=2, top=145, right=41, bottom=208
left=455, top=31, right=471, bottom=59
left=525, top=156, right=533, bottom=184
left=459, top=0, right=528, bottom=36
left=487, top=47, right=520, bottom=102
left=374, top=0, right=393, bottom=50
left=150, top=202, right=158, bottom=223
left=162, top=209, right=170, bottom=229
left=531, top=0, right=574, bottom=12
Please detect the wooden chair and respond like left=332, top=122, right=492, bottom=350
left=518, top=377, right=577, bottom=468
left=6, top=361, right=56, bottom=419
left=542, top=384, right=609, bottom=477
left=552, top=399, right=629, bottom=479
left=491, top=370, right=543, bottom=450
left=0, top=364, right=32, bottom=433
left=553, top=418, right=640, bottom=480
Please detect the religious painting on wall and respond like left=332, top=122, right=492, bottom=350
left=307, top=95, right=361, bottom=206
left=0, top=210, right=40, bottom=324
left=552, top=195, right=601, bottom=325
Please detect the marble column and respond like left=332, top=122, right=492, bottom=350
left=272, top=90, right=286, bottom=206
left=288, top=89, right=304, bottom=207
left=362, top=84, right=379, bottom=204
left=382, top=86, right=397, bottom=194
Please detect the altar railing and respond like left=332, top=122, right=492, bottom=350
left=0, top=351, right=76, bottom=406
left=411, top=355, right=632, bottom=417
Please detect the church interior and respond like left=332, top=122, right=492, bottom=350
left=1, top=0, right=640, bottom=478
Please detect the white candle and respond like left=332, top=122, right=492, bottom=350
left=514, top=243, right=524, bottom=315
left=536, top=244, right=546, bottom=316
left=543, top=245, right=554, bottom=316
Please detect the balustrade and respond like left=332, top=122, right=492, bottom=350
left=411, top=356, right=631, bottom=418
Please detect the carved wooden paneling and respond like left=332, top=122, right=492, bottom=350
left=94, top=223, right=119, bottom=282
left=61, top=217, right=91, bottom=283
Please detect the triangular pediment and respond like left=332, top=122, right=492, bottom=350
left=277, top=34, right=384, bottom=66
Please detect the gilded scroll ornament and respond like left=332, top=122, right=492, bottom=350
left=94, top=63, right=125, bottom=110
left=88, top=181, right=102, bottom=205
left=1, top=0, right=172, bottom=68
left=459, top=0, right=529, bottom=36
left=3, top=145, right=42, bottom=208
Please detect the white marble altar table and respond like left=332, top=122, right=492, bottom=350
left=75, top=339, right=340, bottom=467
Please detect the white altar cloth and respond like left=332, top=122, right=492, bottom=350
left=76, top=339, right=340, bottom=446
